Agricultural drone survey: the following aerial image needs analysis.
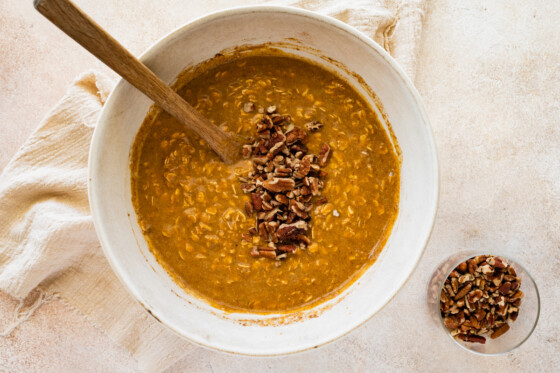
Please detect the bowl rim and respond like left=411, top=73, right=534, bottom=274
left=88, top=4, right=440, bottom=355
left=436, top=252, right=540, bottom=355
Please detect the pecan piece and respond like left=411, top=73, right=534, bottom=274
left=315, top=197, right=328, bottom=205
left=441, top=255, right=522, bottom=343
left=454, top=283, right=472, bottom=300
left=278, top=244, right=297, bottom=253
left=293, top=155, right=313, bottom=179
left=242, top=145, right=253, bottom=158
left=243, top=102, right=255, bottom=113
left=251, top=193, right=262, bottom=211
left=444, top=316, right=461, bottom=329
left=258, top=222, right=268, bottom=240
left=487, top=256, right=507, bottom=269
left=267, top=141, right=286, bottom=160
left=463, top=334, right=486, bottom=344
left=296, top=234, right=311, bottom=245
left=274, top=166, right=292, bottom=177
left=305, top=120, right=323, bottom=131
left=491, top=324, right=510, bottom=339
left=290, top=143, right=308, bottom=154
left=241, top=183, right=256, bottom=193
left=263, top=178, right=295, bottom=193
left=285, top=127, right=309, bottom=145
left=253, top=156, right=268, bottom=165
left=498, top=282, right=512, bottom=295
left=276, top=221, right=308, bottom=240
left=308, top=177, right=320, bottom=196
left=318, top=143, right=331, bottom=166
left=289, top=199, right=309, bottom=219
left=271, top=114, right=290, bottom=125
left=257, top=207, right=280, bottom=222
left=245, top=201, right=253, bottom=216
left=238, top=105, right=330, bottom=260
left=259, top=249, right=276, bottom=259
left=275, top=194, right=289, bottom=205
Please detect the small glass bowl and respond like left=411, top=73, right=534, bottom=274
left=427, top=251, right=540, bottom=355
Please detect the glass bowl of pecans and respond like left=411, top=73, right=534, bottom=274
left=428, top=252, right=540, bottom=355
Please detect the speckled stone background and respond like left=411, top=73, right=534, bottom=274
left=1, top=0, right=559, bottom=371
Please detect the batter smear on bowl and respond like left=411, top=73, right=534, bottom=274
left=130, top=52, right=400, bottom=312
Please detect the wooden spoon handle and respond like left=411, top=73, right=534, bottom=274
left=34, top=0, right=242, bottom=164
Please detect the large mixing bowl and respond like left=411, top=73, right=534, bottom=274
left=89, top=6, right=438, bottom=355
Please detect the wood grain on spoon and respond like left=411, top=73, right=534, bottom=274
left=34, top=0, right=243, bottom=164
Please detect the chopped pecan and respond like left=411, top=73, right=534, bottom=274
left=271, top=114, right=290, bottom=125
left=241, top=183, right=256, bottom=193
left=454, top=283, right=472, bottom=300
left=257, top=129, right=271, bottom=139
left=296, top=234, right=311, bottom=245
left=285, top=127, right=309, bottom=145
left=275, top=194, right=289, bottom=205
left=258, top=207, right=280, bottom=222
left=289, top=199, right=309, bottom=219
left=444, top=316, right=461, bottom=329
left=290, top=143, right=308, bottom=154
left=242, top=145, right=253, bottom=159
left=243, top=102, right=255, bottom=113
left=245, top=201, right=253, bottom=216
left=315, top=197, right=328, bottom=205
left=263, top=178, right=295, bottom=193
left=490, top=324, right=510, bottom=339
left=276, top=221, right=308, bottom=240
left=499, top=282, right=512, bottom=294
left=274, top=167, right=292, bottom=177
left=285, top=212, right=296, bottom=224
left=440, top=255, right=522, bottom=343
left=488, top=256, right=507, bottom=269
left=267, top=142, right=286, bottom=159
left=308, top=177, right=320, bottom=196
left=461, top=334, right=486, bottom=344
left=261, top=192, right=272, bottom=203
left=238, top=106, right=329, bottom=259
left=318, top=143, right=331, bottom=166
left=261, top=200, right=273, bottom=211
left=293, top=155, right=313, bottom=179
left=305, top=120, right=323, bottom=131
left=278, top=244, right=297, bottom=253
left=258, top=222, right=268, bottom=240
left=251, top=193, right=262, bottom=211
left=253, top=156, right=268, bottom=165
left=264, top=222, right=277, bottom=235
left=259, top=249, right=276, bottom=259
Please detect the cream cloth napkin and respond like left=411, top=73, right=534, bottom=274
left=0, top=1, right=425, bottom=371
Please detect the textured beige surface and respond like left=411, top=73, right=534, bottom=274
left=1, top=0, right=559, bottom=371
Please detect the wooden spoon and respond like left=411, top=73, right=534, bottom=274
left=34, top=0, right=244, bottom=164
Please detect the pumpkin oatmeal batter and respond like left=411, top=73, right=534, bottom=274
left=131, top=52, right=400, bottom=312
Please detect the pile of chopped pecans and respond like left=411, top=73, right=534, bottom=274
left=440, top=255, right=523, bottom=344
left=239, top=105, right=331, bottom=260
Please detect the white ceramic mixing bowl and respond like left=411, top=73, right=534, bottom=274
left=89, top=6, right=438, bottom=355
